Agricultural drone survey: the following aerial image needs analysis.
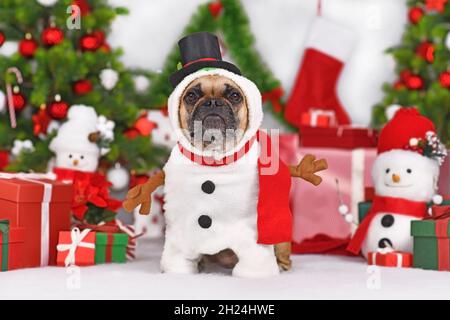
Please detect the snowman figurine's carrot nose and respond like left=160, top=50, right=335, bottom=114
left=392, top=174, right=401, bottom=183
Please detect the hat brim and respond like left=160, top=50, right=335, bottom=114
left=169, top=60, right=241, bottom=87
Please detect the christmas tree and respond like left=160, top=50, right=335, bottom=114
left=0, top=0, right=166, bottom=174
left=373, top=0, right=450, bottom=145
left=146, top=0, right=291, bottom=128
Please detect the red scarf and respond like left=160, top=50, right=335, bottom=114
left=178, top=130, right=293, bottom=245
left=347, top=196, right=428, bottom=254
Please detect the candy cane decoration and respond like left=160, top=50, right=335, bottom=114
left=5, top=67, right=23, bottom=128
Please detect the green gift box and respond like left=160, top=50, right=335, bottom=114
left=0, top=220, right=25, bottom=271
left=95, top=232, right=129, bottom=264
left=411, top=215, right=450, bottom=271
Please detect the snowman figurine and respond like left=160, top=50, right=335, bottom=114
left=347, top=108, right=447, bottom=258
left=49, top=105, right=101, bottom=175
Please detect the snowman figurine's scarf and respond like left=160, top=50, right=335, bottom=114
left=177, top=130, right=293, bottom=245
left=347, top=195, right=428, bottom=254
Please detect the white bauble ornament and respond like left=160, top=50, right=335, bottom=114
left=37, top=0, right=58, bottom=6
left=445, top=32, right=450, bottom=51
left=0, top=90, right=5, bottom=113
left=100, top=69, right=119, bottom=90
left=107, top=164, right=130, bottom=191
left=133, top=75, right=150, bottom=93
left=432, top=194, right=443, bottom=205
left=0, top=41, right=18, bottom=57
left=338, top=204, right=349, bottom=215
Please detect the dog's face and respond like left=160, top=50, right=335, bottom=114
left=179, top=75, right=249, bottom=152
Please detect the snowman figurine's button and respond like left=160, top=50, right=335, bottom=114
left=198, top=215, right=212, bottom=229
left=201, top=180, right=215, bottom=194
left=381, top=214, right=395, bottom=228
left=378, top=238, right=393, bottom=249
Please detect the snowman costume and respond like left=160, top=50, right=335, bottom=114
left=159, top=33, right=292, bottom=278
left=347, top=108, right=446, bottom=258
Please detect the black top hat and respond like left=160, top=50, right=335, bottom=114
left=169, top=32, right=241, bottom=87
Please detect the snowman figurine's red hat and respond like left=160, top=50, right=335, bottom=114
left=377, top=108, right=447, bottom=165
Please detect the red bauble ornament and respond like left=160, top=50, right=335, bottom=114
left=79, top=33, right=101, bottom=51
left=408, top=7, right=424, bottom=24
left=73, top=79, right=93, bottom=95
left=72, top=0, right=90, bottom=16
left=12, top=92, right=26, bottom=111
left=19, top=34, right=38, bottom=58
left=208, top=1, right=223, bottom=17
left=42, top=26, right=64, bottom=46
left=400, top=70, right=412, bottom=82
left=32, top=106, right=51, bottom=136
left=48, top=95, right=69, bottom=120
left=0, top=31, right=5, bottom=47
left=416, top=41, right=434, bottom=63
left=134, top=116, right=157, bottom=136
left=406, top=74, right=424, bottom=90
left=439, top=72, right=450, bottom=88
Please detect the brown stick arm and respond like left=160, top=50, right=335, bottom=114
left=122, top=170, right=165, bottom=215
left=288, top=154, right=328, bottom=186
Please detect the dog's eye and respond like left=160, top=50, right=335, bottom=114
left=228, top=91, right=242, bottom=103
left=184, top=92, right=198, bottom=105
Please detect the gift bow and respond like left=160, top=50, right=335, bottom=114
left=428, top=206, right=450, bottom=221
left=376, top=246, right=395, bottom=254
left=0, top=172, right=56, bottom=181
left=57, top=228, right=95, bottom=267
left=262, top=87, right=284, bottom=113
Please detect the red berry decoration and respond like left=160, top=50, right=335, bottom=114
left=19, top=34, right=38, bottom=58
left=123, top=128, right=140, bottom=139
left=48, top=95, right=69, bottom=120
left=408, top=7, right=424, bottom=24
left=134, top=116, right=157, bottom=136
left=0, top=31, right=5, bottom=47
left=208, top=1, right=223, bottom=18
left=79, top=33, right=101, bottom=51
left=42, top=26, right=64, bottom=46
left=406, top=74, right=424, bottom=90
left=439, top=72, right=450, bottom=88
left=73, top=79, right=93, bottom=95
left=416, top=41, right=434, bottom=63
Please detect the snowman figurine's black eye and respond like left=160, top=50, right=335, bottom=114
left=80, top=155, right=84, bottom=160
left=385, top=168, right=390, bottom=174
left=69, top=154, right=73, bottom=159
left=407, top=168, right=412, bottom=174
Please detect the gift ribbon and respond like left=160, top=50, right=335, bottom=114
left=56, top=228, right=95, bottom=267
left=0, top=172, right=57, bottom=266
left=262, top=87, right=284, bottom=113
left=426, top=206, right=450, bottom=271
left=105, top=233, right=113, bottom=263
left=0, top=221, right=9, bottom=272
left=308, top=109, right=336, bottom=127
left=369, top=247, right=404, bottom=268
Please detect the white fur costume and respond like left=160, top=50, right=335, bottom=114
left=161, top=68, right=280, bottom=278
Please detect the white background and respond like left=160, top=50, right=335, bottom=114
left=109, top=0, right=407, bottom=127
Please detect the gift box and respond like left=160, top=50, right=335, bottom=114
left=412, top=206, right=450, bottom=271
left=0, top=173, right=73, bottom=267
left=368, top=249, right=413, bottom=268
left=0, top=220, right=25, bottom=271
left=299, top=126, right=378, bottom=149
left=56, top=228, right=96, bottom=267
left=279, top=134, right=377, bottom=254
left=300, top=109, right=336, bottom=128
left=95, top=232, right=129, bottom=264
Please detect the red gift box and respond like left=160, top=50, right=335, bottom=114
left=300, top=109, right=336, bottom=128
left=0, top=173, right=72, bottom=267
left=56, top=228, right=96, bottom=267
left=299, top=126, right=378, bottom=149
left=368, top=249, right=413, bottom=268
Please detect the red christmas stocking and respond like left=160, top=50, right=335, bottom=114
left=284, top=17, right=356, bottom=127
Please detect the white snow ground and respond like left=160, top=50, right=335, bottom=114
left=1, top=238, right=450, bottom=300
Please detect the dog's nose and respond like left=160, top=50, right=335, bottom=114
left=213, top=99, right=224, bottom=107
left=392, top=174, right=400, bottom=183
left=202, top=99, right=224, bottom=107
